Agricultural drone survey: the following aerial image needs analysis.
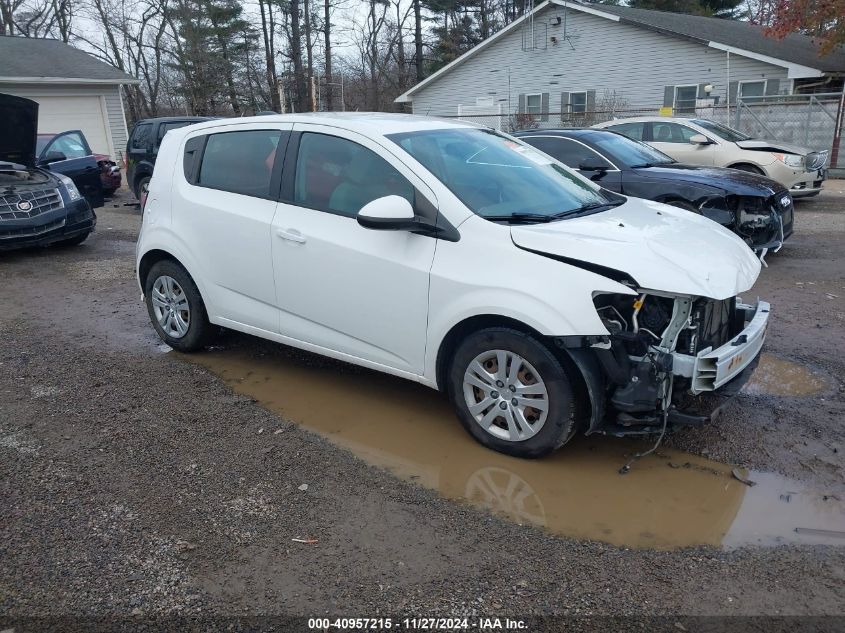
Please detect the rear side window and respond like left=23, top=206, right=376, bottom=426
left=131, top=123, right=152, bottom=150
left=293, top=132, right=414, bottom=218
left=198, top=129, right=282, bottom=198
left=521, top=137, right=612, bottom=170
left=606, top=122, right=645, bottom=141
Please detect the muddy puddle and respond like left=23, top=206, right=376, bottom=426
left=188, top=347, right=845, bottom=550
left=743, top=353, right=829, bottom=397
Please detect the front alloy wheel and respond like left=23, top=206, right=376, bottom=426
left=448, top=327, right=577, bottom=458
left=462, top=350, right=549, bottom=442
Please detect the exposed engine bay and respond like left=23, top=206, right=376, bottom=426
left=582, top=291, right=761, bottom=433
left=0, top=162, right=52, bottom=186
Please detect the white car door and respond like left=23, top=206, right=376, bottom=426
left=173, top=123, right=291, bottom=332
left=270, top=124, right=437, bottom=375
left=649, top=121, right=716, bottom=166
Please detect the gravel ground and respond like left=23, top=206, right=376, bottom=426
left=1, top=184, right=844, bottom=629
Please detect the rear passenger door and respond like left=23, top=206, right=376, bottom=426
left=176, top=123, right=291, bottom=333
left=270, top=123, right=437, bottom=375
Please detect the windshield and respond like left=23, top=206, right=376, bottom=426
left=590, top=132, right=675, bottom=168
left=691, top=119, right=751, bottom=142
left=387, top=128, right=611, bottom=221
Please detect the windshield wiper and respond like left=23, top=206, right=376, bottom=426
left=553, top=199, right=625, bottom=218
left=483, top=212, right=556, bottom=224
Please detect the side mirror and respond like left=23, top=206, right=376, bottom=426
left=689, top=134, right=711, bottom=145
left=357, top=195, right=418, bottom=231
left=578, top=161, right=610, bottom=172
left=40, top=151, right=67, bottom=164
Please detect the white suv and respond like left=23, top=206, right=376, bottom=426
left=137, top=114, right=769, bottom=458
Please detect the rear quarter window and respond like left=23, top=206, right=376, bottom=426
left=131, top=123, right=152, bottom=150
left=196, top=129, right=283, bottom=199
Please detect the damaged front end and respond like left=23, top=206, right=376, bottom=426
left=700, top=191, right=793, bottom=263
left=559, top=292, right=768, bottom=436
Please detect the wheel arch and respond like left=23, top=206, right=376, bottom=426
left=726, top=161, right=765, bottom=174
left=434, top=314, right=596, bottom=432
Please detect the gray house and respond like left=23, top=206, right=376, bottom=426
left=0, top=37, right=138, bottom=159
left=395, top=0, right=845, bottom=122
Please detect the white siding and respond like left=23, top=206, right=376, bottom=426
left=410, top=6, right=790, bottom=117
left=1, top=82, right=129, bottom=158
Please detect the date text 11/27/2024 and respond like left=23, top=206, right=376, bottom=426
left=307, top=618, right=528, bottom=630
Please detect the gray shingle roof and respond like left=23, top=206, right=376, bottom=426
left=0, top=37, right=137, bottom=82
left=587, top=2, right=845, bottom=73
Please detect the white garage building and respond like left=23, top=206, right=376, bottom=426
left=0, top=37, right=138, bottom=160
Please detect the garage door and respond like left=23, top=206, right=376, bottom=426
left=33, top=95, right=112, bottom=156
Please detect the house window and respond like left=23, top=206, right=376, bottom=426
left=739, top=80, right=766, bottom=102
left=525, top=93, right=543, bottom=115
left=674, top=85, right=698, bottom=114
left=570, top=92, right=587, bottom=114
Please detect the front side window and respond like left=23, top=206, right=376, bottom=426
left=293, top=132, right=414, bottom=217
left=47, top=132, right=89, bottom=159
left=690, top=119, right=750, bottom=142
left=389, top=128, right=611, bottom=222
left=525, top=94, right=543, bottom=115
left=570, top=92, right=587, bottom=114
left=522, top=136, right=612, bottom=170
left=674, top=85, right=698, bottom=114
left=198, top=129, right=281, bottom=198
left=591, top=132, right=675, bottom=168
left=131, top=123, right=152, bottom=150
left=651, top=121, right=698, bottom=144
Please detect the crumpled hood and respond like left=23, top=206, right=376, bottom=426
left=0, top=93, right=38, bottom=167
left=735, top=138, right=811, bottom=155
left=640, top=163, right=783, bottom=196
left=511, top=198, right=761, bottom=300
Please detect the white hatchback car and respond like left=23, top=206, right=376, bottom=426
left=137, top=113, right=769, bottom=458
left=594, top=116, right=828, bottom=198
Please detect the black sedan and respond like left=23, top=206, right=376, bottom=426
left=514, top=128, right=793, bottom=253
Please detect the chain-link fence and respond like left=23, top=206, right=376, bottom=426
left=446, top=92, right=845, bottom=171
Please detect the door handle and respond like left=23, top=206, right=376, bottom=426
left=276, top=228, right=306, bottom=244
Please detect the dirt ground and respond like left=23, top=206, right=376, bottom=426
left=1, top=183, right=844, bottom=630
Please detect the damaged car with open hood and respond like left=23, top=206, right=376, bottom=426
left=136, top=114, right=768, bottom=458
left=0, top=93, right=96, bottom=251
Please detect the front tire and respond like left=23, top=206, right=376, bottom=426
left=447, top=327, right=577, bottom=458
left=144, top=260, right=212, bottom=352
left=729, top=163, right=765, bottom=175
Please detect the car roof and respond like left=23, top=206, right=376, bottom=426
left=134, top=116, right=214, bottom=125
left=598, top=116, right=699, bottom=124
left=514, top=128, right=614, bottom=138
left=177, top=112, right=479, bottom=137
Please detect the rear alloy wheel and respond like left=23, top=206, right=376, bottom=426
left=144, top=260, right=212, bottom=351
left=448, top=327, right=577, bottom=458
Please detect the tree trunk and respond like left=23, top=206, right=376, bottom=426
left=258, top=0, right=279, bottom=111
left=304, top=0, right=314, bottom=110
left=290, top=0, right=307, bottom=112
left=413, top=0, right=423, bottom=81
left=323, top=0, right=333, bottom=110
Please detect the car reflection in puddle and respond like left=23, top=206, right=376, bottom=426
left=185, top=343, right=844, bottom=551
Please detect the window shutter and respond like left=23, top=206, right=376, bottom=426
left=518, top=93, right=526, bottom=114
left=541, top=93, right=550, bottom=121
left=586, top=90, right=596, bottom=114
left=697, top=83, right=709, bottom=99
left=560, top=92, right=570, bottom=119
left=729, top=81, right=738, bottom=104
left=765, top=79, right=780, bottom=96
left=663, top=86, right=675, bottom=108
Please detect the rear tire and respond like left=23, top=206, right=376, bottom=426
left=447, top=327, right=577, bottom=458
left=134, top=176, right=151, bottom=202
left=144, top=260, right=212, bottom=352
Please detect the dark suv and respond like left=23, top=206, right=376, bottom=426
left=126, top=117, right=211, bottom=200
left=0, top=93, right=96, bottom=251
